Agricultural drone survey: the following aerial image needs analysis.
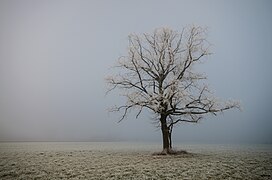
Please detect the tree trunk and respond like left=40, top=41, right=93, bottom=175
left=169, top=131, right=172, bottom=149
left=160, top=114, right=171, bottom=154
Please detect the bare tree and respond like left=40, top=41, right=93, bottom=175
left=107, top=26, right=240, bottom=154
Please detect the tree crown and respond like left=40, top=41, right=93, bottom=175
left=107, top=26, right=240, bottom=125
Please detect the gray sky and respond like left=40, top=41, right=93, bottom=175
left=0, top=0, right=271, bottom=143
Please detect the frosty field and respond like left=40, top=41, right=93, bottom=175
left=0, top=142, right=271, bottom=179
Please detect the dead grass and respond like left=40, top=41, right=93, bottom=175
left=0, top=142, right=271, bottom=179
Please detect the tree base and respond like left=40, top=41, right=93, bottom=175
left=153, top=149, right=188, bottom=156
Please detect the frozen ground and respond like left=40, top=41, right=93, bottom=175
left=0, top=142, right=271, bottom=179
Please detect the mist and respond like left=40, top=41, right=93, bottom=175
left=0, top=0, right=271, bottom=144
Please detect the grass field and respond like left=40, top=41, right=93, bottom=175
left=0, top=142, right=271, bottom=179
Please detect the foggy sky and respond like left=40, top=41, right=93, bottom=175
left=0, top=0, right=271, bottom=144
